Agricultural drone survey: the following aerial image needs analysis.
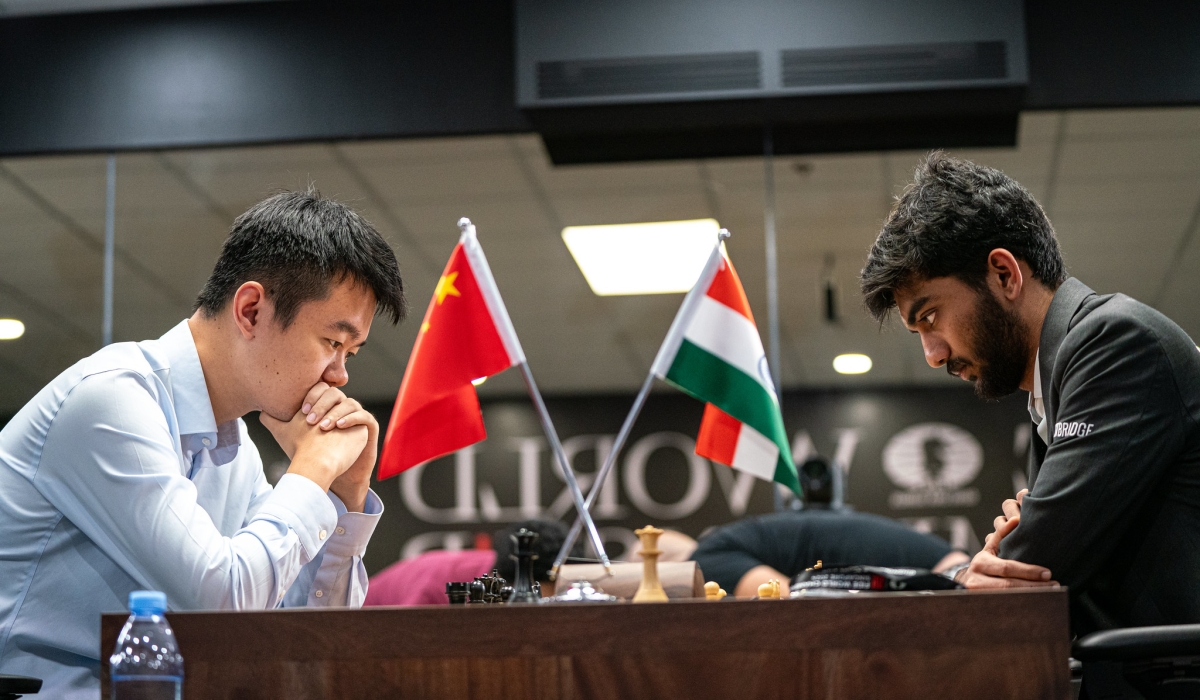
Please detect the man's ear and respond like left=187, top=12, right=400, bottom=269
left=987, top=248, right=1024, bottom=301
left=231, top=282, right=269, bottom=340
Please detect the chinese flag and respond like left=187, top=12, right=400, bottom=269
left=378, top=234, right=520, bottom=478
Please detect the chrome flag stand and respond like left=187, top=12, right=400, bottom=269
left=550, top=229, right=731, bottom=578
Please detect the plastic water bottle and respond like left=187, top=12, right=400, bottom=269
left=109, top=590, right=183, bottom=700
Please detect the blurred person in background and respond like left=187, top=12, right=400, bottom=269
left=365, top=519, right=582, bottom=606
left=691, top=457, right=967, bottom=596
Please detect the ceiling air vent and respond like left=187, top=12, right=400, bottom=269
left=537, top=52, right=760, bottom=100
left=782, top=41, right=1007, bottom=89
left=516, top=0, right=1026, bottom=162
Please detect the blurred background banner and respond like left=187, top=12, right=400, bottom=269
left=238, top=387, right=1027, bottom=575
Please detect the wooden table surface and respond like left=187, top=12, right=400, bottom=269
left=102, top=588, right=1070, bottom=700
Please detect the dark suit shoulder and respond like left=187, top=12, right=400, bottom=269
left=1065, top=292, right=1200, bottom=420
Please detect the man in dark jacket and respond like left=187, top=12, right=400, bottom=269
left=860, top=151, right=1200, bottom=634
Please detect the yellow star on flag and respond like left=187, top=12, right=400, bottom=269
left=434, top=272, right=461, bottom=305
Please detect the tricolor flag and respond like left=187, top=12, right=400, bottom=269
left=378, top=220, right=525, bottom=479
left=650, top=243, right=801, bottom=495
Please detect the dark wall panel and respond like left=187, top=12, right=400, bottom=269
left=1, top=0, right=1199, bottom=157
left=1025, top=0, right=1200, bottom=109
left=0, top=0, right=529, bottom=155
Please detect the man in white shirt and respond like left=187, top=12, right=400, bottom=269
left=0, top=188, right=407, bottom=696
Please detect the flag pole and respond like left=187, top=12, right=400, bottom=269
left=550, top=370, right=654, bottom=577
left=550, top=228, right=732, bottom=578
left=516, top=361, right=613, bottom=573
left=453, top=217, right=611, bottom=572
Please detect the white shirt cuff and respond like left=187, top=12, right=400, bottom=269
left=324, top=488, right=383, bottom=558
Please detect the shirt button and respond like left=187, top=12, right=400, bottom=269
left=335, top=526, right=345, bottom=535
left=201, top=438, right=211, bottom=447
left=314, top=590, right=323, bottom=598
left=319, top=529, right=327, bottom=540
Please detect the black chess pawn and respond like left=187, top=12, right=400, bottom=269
left=475, top=575, right=494, bottom=604
left=508, top=528, right=541, bottom=604
left=446, top=581, right=470, bottom=605
left=499, top=586, right=514, bottom=603
left=467, top=579, right=487, bottom=605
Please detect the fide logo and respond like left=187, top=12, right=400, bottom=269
left=882, top=422, right=982, bottom=509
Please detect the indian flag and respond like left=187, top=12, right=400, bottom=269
left=650, top=242, right=800, bottom=495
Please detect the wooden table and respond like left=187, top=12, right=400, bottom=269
left=101, top=588, right=1070, bottom=699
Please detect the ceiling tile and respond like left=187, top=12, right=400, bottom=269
left=1066, top=107, right=1200, bottom=139
left=1058, top=135, right=1200, bottom=180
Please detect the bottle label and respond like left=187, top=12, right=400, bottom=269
left=111, top=675, right=182, bottom=700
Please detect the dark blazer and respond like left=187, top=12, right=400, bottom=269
left=1000, top=278, right=1200, bottom=634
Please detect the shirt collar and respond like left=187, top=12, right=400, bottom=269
left=1031, top=351, right=1043, bottom=406
left=1027, top=349, right=1049, bottom=443
left=157, top=320, right=241, bottom=462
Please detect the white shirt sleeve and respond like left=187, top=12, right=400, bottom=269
left=280, top=489, right=383, bottom=608
left=33, top=370, right=339, bottom=611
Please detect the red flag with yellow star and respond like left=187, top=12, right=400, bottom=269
left=378, top=221, right=525, bottom=479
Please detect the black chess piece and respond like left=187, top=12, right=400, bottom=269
left=488, top=569, right=506, bottom=602
left=508, top=528, right=541, bottom=604
left=499, top=586, right=514, bottom=603
left=532, top=581, right=542, bottom=598
left=446, top=581, right=470, bottom=605
left=467, top=579, right=487, bottom=604
left=476, top=575, right=494, bottom=604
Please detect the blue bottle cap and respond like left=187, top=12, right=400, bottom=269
left=128, top=590, right=168, bottom=616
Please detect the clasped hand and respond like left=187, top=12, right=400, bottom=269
left=956, top=489, right=1060, bottom=589
left=259, top=382, right=378, bottom=512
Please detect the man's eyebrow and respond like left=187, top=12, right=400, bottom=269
left=905, top=296, right=931, bottom=327
left=328, top=320, right=362, bottom=340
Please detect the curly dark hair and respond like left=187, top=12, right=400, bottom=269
left=860, top=151, right=1066, bottom=322
left=194, top=188, right=406, bottom=328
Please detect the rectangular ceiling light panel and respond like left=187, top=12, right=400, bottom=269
left=562, top=219, right=720, bottom=296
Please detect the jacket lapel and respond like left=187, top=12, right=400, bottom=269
left=1029, top=277, right=1096, bottom=487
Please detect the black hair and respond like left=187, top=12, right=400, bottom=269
left=492, top=519, right=581, bottom=583
left=860, top=151, right=1066, bottom=322
left=194, top=188, right=406, bottom=327
left=799, top=457, right=834, bottom=507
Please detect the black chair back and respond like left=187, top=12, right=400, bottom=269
left=1074, top=624, right=1200, bottom=699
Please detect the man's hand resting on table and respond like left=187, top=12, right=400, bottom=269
left=260, top=382, right=379, bottom=512
left=954, top=489, right=1058, bottom=589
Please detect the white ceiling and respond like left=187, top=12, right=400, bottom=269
left=2, top=106, right=1199, bottom=414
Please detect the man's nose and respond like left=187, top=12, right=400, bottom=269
left=323, top=359, right=349, bottom=388
left=921, top=333, right=949, bottom=369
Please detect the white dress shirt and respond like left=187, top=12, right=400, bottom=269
left=1028, top=350, right=1049, bottom=443
left=0, top=320, right=381, bottom=697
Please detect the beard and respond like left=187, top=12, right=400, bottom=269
left=948, top=288, right=1030, bottom=401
